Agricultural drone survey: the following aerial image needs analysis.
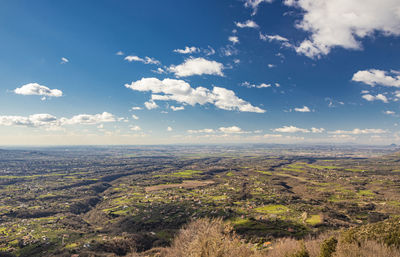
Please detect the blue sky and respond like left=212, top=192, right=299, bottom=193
left=1, top=0, right=400, bottom=145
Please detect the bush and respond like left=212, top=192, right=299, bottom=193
left=288, top=242, right=309, bottom=257
left=319, top=237, right=337, bottom=257
left=161, top=218, right=259, bottom=257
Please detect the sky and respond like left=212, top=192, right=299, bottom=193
left=1, top=0, right=400, bottom=145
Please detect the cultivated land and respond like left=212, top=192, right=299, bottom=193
left=0, top=145, right=399, bottom=256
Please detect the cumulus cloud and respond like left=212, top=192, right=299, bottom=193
left=235, top=20, right=259, bottom=28
left=14, top=83, right=63, bottom=98
left=361, top=94, right=388, bottom=103
left=116, top=51, right=124, bottom=56
left=132, top=114, right=139, bottom=120
left=285, top=0, right=400, bottom=58
left=330, top=128, right=387, bottom=135
left=311, top=127, right=325, bottom=133
left=229, top=36, right=239, bottom=44
left=273, top=125, right=310, bottom=133
left=0, top=112, right=116, bottom=130
left=329, top=134, right=356, bottom=141
left=0, top=114, right=58, bottom=128
left=131, top=107, right=143, bottom=110
left=241, top=81, right=271, bottom=88
left=171, top=106, right=185, bottom=111
left=268, top=64, right=276, bottom=68
left=167, top=126, right=173, bottom=132
left=385, top=110, right=395, bottom=115
left=61, top=112, right=116, bottom=125
left=130, top=125, right=141, bottom=131
left=244, top=0, right=273, bottom=15
left=144, top=100, right=159, bottom=110
left=61, top=57, right=69, bottom=64
left=187, top=128, right=215, bottom=133
left=263, top=134, right=283, bottom=138
left=125, top=78, right=265, bottom=113
left=294, top=106, right=311, bottom=112
left=219, top=126, right=243, bottom=133
left=173, top=46, right=200, bottom=54
left=352, top=69, right=400, bottom=87
left=168, top=57, right=224, bottom=77
left=124, top=55, right=160, bottom=65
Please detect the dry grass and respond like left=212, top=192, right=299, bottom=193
left=152, top=218, right=400, bottom=257
left=160, top=218, right=260, bottom=257
left=265, top=238, right=306, bottom=257
left=334, top=240, right=400, bottom=257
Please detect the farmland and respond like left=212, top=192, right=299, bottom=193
left=0, top=144, right=399, bottom=256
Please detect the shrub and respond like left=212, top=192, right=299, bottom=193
left=161, top=218, right=259, bottom=257
left=319, top=237, right=337, bottom=257
left=288, top=242, right=309, bottom=257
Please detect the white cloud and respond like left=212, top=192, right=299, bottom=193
left=329, top=134, right=356, bottom=141
left=61, top=112, right=116, bottom=125
left=61, top=57, right=69, bottom=64
left=220, top=45, right=238, bottom=57
left=294, top=106, right=311, bottom=112
left=124, top=55, right=160, bottom=65
left=125, top=77, right=265, bottom=113
left=187, top=128, right=215, bottom=133
left=0, top=114, right=57, bottom=128
left=131, top=107, right=143, bottom=110
left=362, top=94, right=388, bottom=103
left=229, top=36, right=239, bottom=44
left=352, top=69, right=400, bottom=87
left=132, top=114, right=139, bottom=120
left=285, top=0, right=400, bottom=58
left=311, top=127, right=325, bottom=133
left=130, top=125, right=141, bottom=131
left=241, top=81, right=271, bottom=88
left=171, top=106, right=185, bottom=111
left=273, top=125, right=310, bottom=133
left=259, top=33, right=293, bottom=48
left=168, top=57, right=224, bottom=77
left=152, top=67, right=166, bottom=74
left=204, top=46, right=216, bottom=56
left=235, top=20, right=259, bottom=28
left=244, top=0, right=274, bottom=15
left=263, top=134, right=283, bottom=138
left=0, top=112, right=116, bottom=130
left=330, top=128, right=387, bottom=135
left=260, top=33, right=289, bottom=42
left=385, top=110, right=395, bottom=115
left=268, top=64, right=276, bottom=68
left=116, top=51, right=124, bottom=56
left=173, top=46, right=200, bottom=54
left=219, top=126, right=243, bottom=133
left=14, top=83, right=63, bottom=98
left=167, top=126, right=173, bottom=132
left=144, top=100, right=159, bottom=110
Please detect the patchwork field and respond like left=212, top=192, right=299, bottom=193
left=0, top=145, right=399, bottom=256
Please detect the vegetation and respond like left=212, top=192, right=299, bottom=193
left=0, top=145, right=399, bottom=256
